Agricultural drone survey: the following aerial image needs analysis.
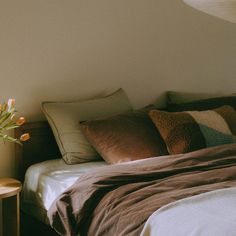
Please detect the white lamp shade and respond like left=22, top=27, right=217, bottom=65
left=183, top=0, right=236, bottom=23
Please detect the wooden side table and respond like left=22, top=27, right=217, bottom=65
left=0, top=178, right=22, bottom=236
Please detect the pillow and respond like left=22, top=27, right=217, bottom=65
left=42, top=89, right=132, bottom=164
left=167, top=96, right=236, bottom=112
left=80, top=106, right=168, bottom=164
left=167, top=91, right=227, bottom=104
left=153, top=93, right=168, bottom=109
left=149, top=106, right=236, bottom=155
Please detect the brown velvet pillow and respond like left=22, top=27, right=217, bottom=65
left=167, top=96, right=236, bottom=112
left=149, top=106, right=236, bottom=155
left=80, top=106, right=168, bottom=164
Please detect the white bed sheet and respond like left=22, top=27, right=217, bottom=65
left=21, top=158, right=108, bottom=224
left=141, top=187, right=236, bottom=236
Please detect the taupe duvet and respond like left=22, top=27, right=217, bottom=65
left=48, top=143, right=236, bottom=236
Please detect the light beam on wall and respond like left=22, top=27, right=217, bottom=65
left=183, top=0, right=236, bottom=23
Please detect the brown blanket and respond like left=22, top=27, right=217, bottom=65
left=48, top=143, right=236, bottom=236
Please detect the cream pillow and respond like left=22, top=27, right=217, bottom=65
left=42, top=89, right=132, bottom=164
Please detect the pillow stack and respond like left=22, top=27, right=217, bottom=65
left=152, top=92, right=236, bottom=155
left=42, top=90, right=236, bottom=165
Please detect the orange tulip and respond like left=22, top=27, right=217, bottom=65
left=20, top=133, right=30, bottom=142
left=16, top=117, right=25, bottom=126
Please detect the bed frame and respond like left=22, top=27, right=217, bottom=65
left=15, top=121, right=61, bottom=236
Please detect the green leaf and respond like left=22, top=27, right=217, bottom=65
left=0, top=134, right=22, bottom=145
left=5, top=125, right=20, bottom=130
left=2, top=120, right=16, bottom=128
left=0, top=112, right=11, bottom=126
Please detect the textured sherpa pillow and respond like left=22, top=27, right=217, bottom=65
left=149, top=106, right=236, bottom=155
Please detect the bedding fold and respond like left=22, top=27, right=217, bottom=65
left=48, top=143, right=236, bottom=236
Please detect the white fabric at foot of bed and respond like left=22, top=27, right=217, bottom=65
left=141, top=187, right=236, bottom=236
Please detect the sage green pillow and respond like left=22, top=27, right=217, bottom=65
left=42, top=89, right=132, bottom=164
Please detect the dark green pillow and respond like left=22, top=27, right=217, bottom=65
left=168, top=96, right=236, bottom=112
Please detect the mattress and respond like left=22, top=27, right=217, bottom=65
left=21, top=158, right=108, bottom=224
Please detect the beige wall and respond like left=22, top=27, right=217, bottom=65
left=0, top=0, right=235, bottom=122
left=0, top=0, right=235, bottom=233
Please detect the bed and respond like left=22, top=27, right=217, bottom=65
left=16, top=90, right=236, bottom=236
left=15, top=121, right=62, bottom=236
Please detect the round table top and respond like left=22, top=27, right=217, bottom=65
left=0, top=178, right=22, bottom=199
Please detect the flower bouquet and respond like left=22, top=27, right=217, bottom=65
left=0, top=99, right=30, bottom=145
